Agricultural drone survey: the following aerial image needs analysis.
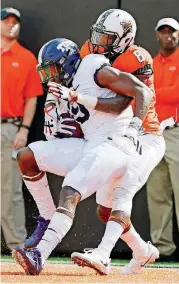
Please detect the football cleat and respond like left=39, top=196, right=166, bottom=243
left=12, top=245, right=42, bottom=275
left=24, top=216, right=50, bottom=249
left=120, top=241, right=159, bottom=274
left=71, top=249, right=111, bottom=275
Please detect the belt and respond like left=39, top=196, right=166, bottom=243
left=165, top=122, right=179, bottom=130
left=1, top=116, right=23, bottom=126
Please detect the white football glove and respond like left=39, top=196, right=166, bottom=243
left=44, top=101, right=76, bottom=140
left=56, top=114, right=76, bottom=137
left=44, top=103, right=58, bottom=140
left=111, top=117, right=143, bottom=155
left=47, top=81, right=98, bottom=110
left=123, top=117, right=143, bottom=154
left=47, top=82, right=77, bottom=104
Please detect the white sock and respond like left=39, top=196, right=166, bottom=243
left=37, top=211, right=73, bottom=265
left=24, top=174, right=56, bottom=220
left=120, top=225, right=149, bottom=258
left=97, top=221, right=124, bottom=259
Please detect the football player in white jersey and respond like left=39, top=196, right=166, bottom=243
left=67, top=9, right=165, bottom=275
left=12, top=35, right=152, bottom=275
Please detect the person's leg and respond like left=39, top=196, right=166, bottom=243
left=97, top=204, right=156, bottom=258
left=17, top=146, right=56, bottom=221
left=119, top=134, right=165, bottom=272
left=71, top=178, right=134, bottom=275
left=12, top=185, right=81, bottom=275
left=36, top=186, right=81, bottom=263
left=146, top=131, right=176, bottom=256
left=170, top=164, right=179, bottom=230
left=17, top=145, right=56, bottom=249
left=98, top=134, right=165, bottom=260
left=72, top=186, right=132, bottom=275
left=12, top=156, right=26, bottom=246
left=36, top=142, right=117, bottom=265
left=18, top=138, right=85, bottom=248
left=96, top=183, right=155, bottom=265
left=72, top=134, right=165, bottom=274
left=147, top=158, right=176, bottom=256
left=164, top=127, right=179, bottom=248
left=72, top=186, right=157, bottom=275
left=12, top=139, right=97, bottom=275
left=65, top=140, right=133, bottom=274
left=1, top=123, right=26, bottom=250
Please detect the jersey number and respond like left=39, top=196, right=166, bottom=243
left=133, top=50, right=145, bottom=63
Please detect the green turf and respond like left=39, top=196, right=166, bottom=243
left=1, top=255, right=179, bottom=268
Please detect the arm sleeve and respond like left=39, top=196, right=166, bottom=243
left=23, top=55, right=43, bottom=98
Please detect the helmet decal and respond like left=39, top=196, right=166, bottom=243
left=96, top=9, right=114, bottom=29
left=120, top=21, right=133, bottom=34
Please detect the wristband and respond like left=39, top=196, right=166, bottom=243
left=77, top=93, right=98, bottom=110
left=20, top=124, right=30, bottom=131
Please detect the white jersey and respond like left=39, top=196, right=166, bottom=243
left=71, top=54, right=133, bottom=141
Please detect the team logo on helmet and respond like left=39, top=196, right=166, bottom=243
left=120, top=21, right=133, bottom=34
left=57, top=39, right=75, bottom=54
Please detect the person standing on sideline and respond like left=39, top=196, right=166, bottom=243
left=1, top=7, right=43, bottom=252
left=147, top=17, right=179, bottom=261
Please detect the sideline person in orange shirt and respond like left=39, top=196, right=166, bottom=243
left=147, top=18, right=179, bottom=261
left=1, top=7, right=43, bottom=252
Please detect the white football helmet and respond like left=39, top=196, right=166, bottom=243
left=90, top=9, right=137, bottom=58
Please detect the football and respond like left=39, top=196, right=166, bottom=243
left=56, top=112, right=84, bottom=139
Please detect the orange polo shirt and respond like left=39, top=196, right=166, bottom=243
left=153, top=48, right=179, bottom=123
left=1, top=40, right=43, bottom=117
left=80, top=41, right=161, bottom=134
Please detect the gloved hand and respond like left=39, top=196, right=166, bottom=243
left=124, top=117, right=142, bottom=141
left=47, top=82, right=77, bottom=104
left=123, top=117, right=143, bottom=154
left=44, top=103, right=59, bottom=140
left=44, top=102, right=76, bottom=140
left=48, top=81, right=98, bottom=110
left=110, top=117, right=143, bottom=155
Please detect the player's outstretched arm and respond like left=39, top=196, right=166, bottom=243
left=97, top=66, right=153, bottom=121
